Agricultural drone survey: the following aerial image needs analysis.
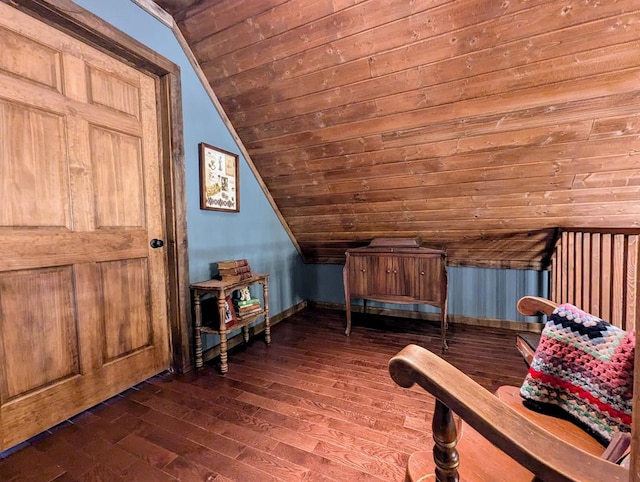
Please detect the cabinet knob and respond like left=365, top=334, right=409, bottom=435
left=393, top=270, right=397, bottom=274
left=360, top=268, right=366, bottom=273
left=420, top=271, right=425, bottom=275
left=386, top=269, right=390, bottom=274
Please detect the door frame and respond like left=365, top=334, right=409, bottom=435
left=2, top=0, right=192, bottom=372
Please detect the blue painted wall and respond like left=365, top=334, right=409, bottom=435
left=73, top=0, right=305, bottom=348
left=75, top=0, right=548, bottom=329
left=305, top=263, right=549, bottom=322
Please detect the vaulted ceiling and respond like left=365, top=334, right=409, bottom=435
left=150, top=0, right=640, bottom=269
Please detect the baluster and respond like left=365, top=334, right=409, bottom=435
left=432, top=399, right=459, bottom=482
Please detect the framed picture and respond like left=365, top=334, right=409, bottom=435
left=199, top=142, right=239, bottom=212
left=223, top=295, right=237, bottom=326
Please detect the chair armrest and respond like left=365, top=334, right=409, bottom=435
left=517, top=296, right=558, bottom=316
left=388, top=344, right=628, bottom=482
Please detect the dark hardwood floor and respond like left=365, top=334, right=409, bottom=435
left=0, top=307, right=528, bottom=481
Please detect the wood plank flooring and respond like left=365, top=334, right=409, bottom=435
left=0, top=307, right=529, bottom=481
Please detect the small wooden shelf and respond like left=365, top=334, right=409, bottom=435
left=191, top=273, right=270, bottom=373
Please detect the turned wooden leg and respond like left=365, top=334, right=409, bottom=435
left=219, top=328, right=228, bottom=374
left=242, top=325, right=250, bottom=343
left=263, top=281, right=271, bottom=344
left=217, top=296, right=229, bottom=374
left=432, top=399, right=459, bottom=482
left=193, top=294, right=203, bottom=369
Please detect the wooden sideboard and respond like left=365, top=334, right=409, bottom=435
left=343, top=240, right=448, bottom=351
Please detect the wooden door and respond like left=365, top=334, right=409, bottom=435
left=0, top=3, right=170, bottom=451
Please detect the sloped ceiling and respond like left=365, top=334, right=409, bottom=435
left=151, top=0, right=640, bottom=269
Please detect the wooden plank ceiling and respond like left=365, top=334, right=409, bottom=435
left=151, top=0, right=640, bottom=269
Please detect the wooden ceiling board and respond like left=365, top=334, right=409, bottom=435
left=151, top=0, right=640, bottom=267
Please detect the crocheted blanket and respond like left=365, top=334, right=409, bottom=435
left=520, top=303, right=635, bottom=444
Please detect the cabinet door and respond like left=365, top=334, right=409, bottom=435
left=348, top=255, right=371, bottom=296
left=417, top=256, right=443, bottom=303
left=395, top=256, right=419, bottom=297
left=370, top=255, right=418, bottom=298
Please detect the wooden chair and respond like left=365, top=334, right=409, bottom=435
left=388, top=296, right=633, bottom=482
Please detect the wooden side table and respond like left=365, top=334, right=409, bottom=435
left=190, top=273, right=270, bottom=373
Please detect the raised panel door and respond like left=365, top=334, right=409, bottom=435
left=0, top=3, right=170, bottom=451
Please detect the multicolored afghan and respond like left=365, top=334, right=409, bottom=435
left=520, top=303, right=635, bottom=444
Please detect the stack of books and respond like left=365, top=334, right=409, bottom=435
left=233, top=296, right=262, bottom=317
left=216, top=259, right=252, bottom=282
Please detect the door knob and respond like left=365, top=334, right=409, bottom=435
left=150, top=238, right=164, bottom=248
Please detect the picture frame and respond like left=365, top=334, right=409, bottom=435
left=223, top=295, right=237, bottom=326
left=199, top=142, right=239, bottom=212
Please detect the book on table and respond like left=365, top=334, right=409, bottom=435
left=234, top=297, right=261, bottom=316
left=234, top=297, right=260, bottom=307
left=235, top=302, right=261, bottom=312
left=236, top=305, right=262, bottom=317
left=218, top=264, right=252, bottom=276
left=216, top=259, right=249, bottom=269
left=218, top=272, right=253, bottom=283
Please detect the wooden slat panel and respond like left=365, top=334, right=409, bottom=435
left=582, top=233, right=591, bottom=315
left=236, top=41, right=640, bottom=138
left=590, top=234, right=601, bottom=317
left=626, top=235, right=638, bottom=331
left=256, top=128, right=640, bottom=175
left=574, top=232, right=582, bottom=308
left=600, top=234, right=612, bottom=322
left=552, top=229, right=640, bottom=330
left=611, top=234, right=625, bottom=327
left=230, top=29, right=640, bottom=128
left=204, top=0, right=507, bottom=83
left=560, top=232, right=568, bottom=303
left=152, top=0, right=640, bottom=267
left=567, top=232, right=575, bottom=305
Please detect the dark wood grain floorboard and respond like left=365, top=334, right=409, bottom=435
left=0, top=307, right=528, bottom=481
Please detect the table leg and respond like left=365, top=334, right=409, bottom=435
left=193, top=294, right=203, bottom=369
left=243, top=325, right=250, bottom=343
left=218, top=296, right=229, bottom=374
left=263, top=280, right=271, bottom=344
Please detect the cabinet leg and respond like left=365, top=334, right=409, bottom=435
left=441, top=316, right=448, bottom=353
left=242, top=325, right=250, bottom=343
left=345, top=298, right=352, bottom=336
